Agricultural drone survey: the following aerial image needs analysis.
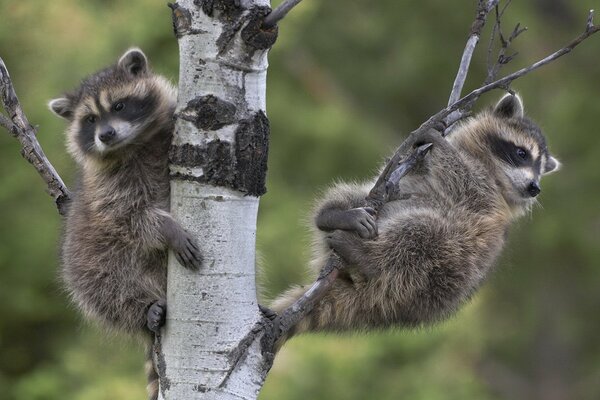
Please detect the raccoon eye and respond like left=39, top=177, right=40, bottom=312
left=86, top=115, right=97, bottom=124
left=113, top=102, right=125, bottom=112
left=515, top=147, right=528, bottom=160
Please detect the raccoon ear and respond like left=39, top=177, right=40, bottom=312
left=494, top=93, right=524, bottom=119
left=48, top=98, right=73, bottom=120
left=543, top=155, right=561, bottom=175
left=118, top=48, right=148, bottom=76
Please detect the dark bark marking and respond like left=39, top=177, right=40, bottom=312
left=179, top=95, right=237, bottom=131
left=168, top=3, right=208, bottom=38
left=193, top=384, right=210, bottom=393
left=170, top=112, right=269, bottom=196
left=234, top=111, right=269, bottom=196
left=154, top=335, right=171, bottom=396
left=170, top=140, right=235, bottom=188
left=241, top=7, right=278, bottom=50
left=196, top=0, right=242, bottom=19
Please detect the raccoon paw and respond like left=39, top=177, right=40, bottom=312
left=147, top=300, right=166, bottom=334
left=326, top=230, right=364, bottom=265
left=342, top=207, right=378, bottom=239
left=171, top=231, right=203, bottom=271
left=413, top=128, right=445, bottom=148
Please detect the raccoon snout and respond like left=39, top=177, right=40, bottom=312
left=527, top=181, right=541, bottom=197
left=99, top=127, right=117, bottom=144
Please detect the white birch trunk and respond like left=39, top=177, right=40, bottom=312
left=157, top=1, right=276, bottom=399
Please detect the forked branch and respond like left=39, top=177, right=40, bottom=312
left=424, top=9, right=600, bottom=132
left=0, top=58, right=71, bottom=215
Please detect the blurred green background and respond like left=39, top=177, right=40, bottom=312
left=1, top=0, right=599, bottom=399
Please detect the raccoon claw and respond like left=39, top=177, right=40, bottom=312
left=344, top=208, right=378, bottom=239
left=326, top=230, right=363, bottom=265
left=172, top=232, right=203, bottom=270
left=147, top=300, right=166, bottom=334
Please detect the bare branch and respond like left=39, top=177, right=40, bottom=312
left=484, top=2, right=527, bottom=85
left=262, top=0, right=304, bottom=29
left=447, top=0, right=499, bottom=106
left=445, top=0, right=498, bottom=128
left=430, top=12, right=600, bottom=133
left=0, top=57, right=71, bottom=215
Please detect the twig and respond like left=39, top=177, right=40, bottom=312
left=262, top=0, right=304, bottom=29
left=485, top=4, right=527, bottom=85
left=0, top=57, right=71, bottom=215
left=426, top=10, right=600, bottom=133
left=448, top=0, right=499, bottom=106
left=446, top=0, right=498, bottom=130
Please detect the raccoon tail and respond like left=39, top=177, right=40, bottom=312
left=270, top=278, right=365, bottom=349
left=145, top=341, right=159, bottom=400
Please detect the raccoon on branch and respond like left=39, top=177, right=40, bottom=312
left=49, top=48, right=202, bottom=400
left=271, top=94, right=560, bottom=341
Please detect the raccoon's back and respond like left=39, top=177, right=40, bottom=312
left=61, top=194, right=167, bottom=332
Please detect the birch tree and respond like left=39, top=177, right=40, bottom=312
left=0, top=1, right=598, bottom=400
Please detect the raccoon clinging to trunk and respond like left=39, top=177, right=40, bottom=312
left=271, top=94, right=560, bottom=343
left=49, top=48, right=201, bottom=400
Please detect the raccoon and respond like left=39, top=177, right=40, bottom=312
left=271, top=94, right=560, bottom=341
left=49, top=48, right=202, bottom=400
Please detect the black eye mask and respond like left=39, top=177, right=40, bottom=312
left=488, top=137, right=534, bottom=168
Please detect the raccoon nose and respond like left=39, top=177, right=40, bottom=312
left=527, top=181, right=541, bottom=197
left=99, top=128, right=116, bottom=144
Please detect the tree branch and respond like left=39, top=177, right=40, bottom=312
left=0, top=57, right=71, bottom=215
left=448, top=0, right=499, bottom=106
left=262, top=0, right=304, bottom=29
left=484, top=3, right=527, bottom=85
left=426, top=10, right=600, bottom=133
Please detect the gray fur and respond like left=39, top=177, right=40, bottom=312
left=272, top=95, right=558, bottom=341
left=53, top=49, right=200, bottom=400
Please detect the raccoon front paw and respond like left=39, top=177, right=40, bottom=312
left=341, top=207, right=378, bottom=239
left=413, top=128, right=445, bottom=148
left=147, top=300, right=166, bottom=334
left=326, top=230, right=364, bottom=265
left=171, top=231, right=203, bottom=271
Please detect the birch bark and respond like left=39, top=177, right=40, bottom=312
left=157, top=1, right=277, bottom=399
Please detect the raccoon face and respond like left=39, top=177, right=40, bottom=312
left=489, top=94, right=560, bottom=207
left=49, top=48, right=176, bottom=163
left=70, top=92, right=158, bottom=156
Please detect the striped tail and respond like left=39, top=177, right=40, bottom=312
left=145, top=342, right=159, bottom=400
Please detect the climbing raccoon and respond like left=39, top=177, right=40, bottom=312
left=49, top=48, right=202, bottom=399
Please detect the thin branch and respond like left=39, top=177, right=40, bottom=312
left=448, top=0, right=499, bottom=106
left=445, top=0, right=498, bottom=129
left=485, top=3, right=527, bottom=85
left=0, top=57, right=71, bottom=215
left=426, top=10, right=600, bottom=132
left=262, top=0, right=304, bottom=29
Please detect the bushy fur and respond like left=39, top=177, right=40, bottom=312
left=271, top=95, right=559, bottom=341
left=50, top=48, right=202, bottom=400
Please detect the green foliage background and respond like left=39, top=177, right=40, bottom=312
left=1, top=1, right=599, bottom=399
